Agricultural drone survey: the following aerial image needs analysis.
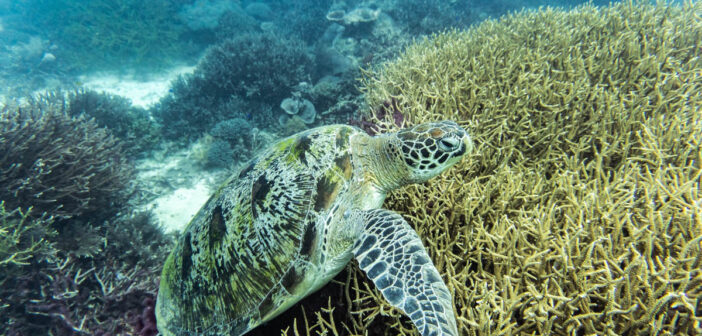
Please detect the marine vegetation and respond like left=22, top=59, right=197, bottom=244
left=156, top=122, right=472, bottom=336
left=0, top=95, right=133, bottom=219
left=255, top=1, right=701, bottom=335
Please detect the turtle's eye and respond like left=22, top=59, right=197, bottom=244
left=438, top=137, right=460, bottom=152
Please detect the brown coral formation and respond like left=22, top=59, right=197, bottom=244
left=0, top=94, right=133, bottom=219
left=269, top=1, right=702, bottom=335
left=0, top=206, right=172, bottom=335
left=0, top=95, right=164, bottom=335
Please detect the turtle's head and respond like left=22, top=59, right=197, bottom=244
left=395, top=121, right=473, bottom=183
left=354, top=120, right=472, bottom=192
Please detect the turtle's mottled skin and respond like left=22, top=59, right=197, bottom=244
left=156, top=121, right=473, bottom=336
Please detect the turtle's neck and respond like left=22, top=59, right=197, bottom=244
left=350, top=131, right=410, bottom=193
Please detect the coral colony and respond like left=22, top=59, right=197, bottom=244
left=0, top=0, right=699, bottom=335
left=358, top=2, right=702, bottom=335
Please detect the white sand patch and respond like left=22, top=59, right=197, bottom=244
left=150, top=179, right=212, bottom=233
left=134, top=139, right=229, bottom=233
left=79, top=65, right=195, bottom=109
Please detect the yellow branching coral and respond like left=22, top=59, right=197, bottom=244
left=265, top=1, right=701, bottom=335
left=358, top=1, right=701, bottom=335
left=0, top=202, right=53, bottom=267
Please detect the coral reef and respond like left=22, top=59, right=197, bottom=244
left=196, top=33, right=314, bottom=103
left=0, top=92, right=169, bottom=334
left=204, top=138, right=235, bottom=168
left=152, top=33, right=315, bottom=140
left=0, top=202, right=54, bottom=270
left=178, top=0, right=241, bottom=31
left=0, top=203, right=57, bottom=333
left=67, top=89, right=162, bottom=157
left=0, top=95, right=133, bottom=219
left=204, top=117, right=277, bottom=169
left=244, top=2, right=273, bottom=22
left=380, top=0, right=494, bottom=35
left=280, top=95, right=317, bottom=124
left=210, top=117, right=253, bottom=141
left=0, top=210, right=173, bottom=335
left=309, top=74, right=361, bottom=117
left=213, top=8, right=260, bottom=41
left=256, top=2, right=702, bottom=335
left=23, top=0, right=188, bottom=71
left=4, top=36, right=49, bottom=71
left=274, top=0, right=331, bottom=44
left=326, top=6, right=381, bottom=26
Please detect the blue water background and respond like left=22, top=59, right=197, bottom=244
left=1, top=0, right=694, bottom=335
left=0, top=0, right=620, bottom=97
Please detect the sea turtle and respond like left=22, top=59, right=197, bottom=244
left=156, top=121, right=473, bottom=336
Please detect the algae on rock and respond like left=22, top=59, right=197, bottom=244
left=267, top=1, right=702, bottom=335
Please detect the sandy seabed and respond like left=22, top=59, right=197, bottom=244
left=81, top=65, right=215, bottom=233
left=79, top=65, right=195, bottom=109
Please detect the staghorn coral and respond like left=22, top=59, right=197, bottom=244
left=0, top=95, right=133, bottom=219
left=0, top=211, right=174, bottom=335
left=0, top=202, right=58, bottom=334
left=255, top=1, right=702, bottom=335
left=67, top=89, right=162, bottom=157
left=0, top=202, right=54, bottom=269
left=152, top=33, right=314, bottom=141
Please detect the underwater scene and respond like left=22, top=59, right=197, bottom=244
left=1, top=0, right=700, bottom=335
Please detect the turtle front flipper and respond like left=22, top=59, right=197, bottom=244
left=351, top=209, right=458, bottom=336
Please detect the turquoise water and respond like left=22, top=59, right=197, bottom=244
left=6, top=0, right=696, bottom=335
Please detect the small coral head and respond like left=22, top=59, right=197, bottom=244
left=395, top=120, right=472, bottom=182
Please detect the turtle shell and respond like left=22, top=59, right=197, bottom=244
left=156, top=125, right=358, bottom=336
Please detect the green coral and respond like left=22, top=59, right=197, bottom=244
left=0, top=202, right=54, bottom=268
left=258, top=1, right=702, bottom=335
left=0, top=201, right=56, bottom=323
